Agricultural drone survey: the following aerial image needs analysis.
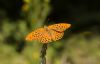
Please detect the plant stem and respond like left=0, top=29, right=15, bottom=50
left=40, top=44, right=48, bottom=64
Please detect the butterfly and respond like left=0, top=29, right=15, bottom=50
left=25, top=23, right=71, bottom=43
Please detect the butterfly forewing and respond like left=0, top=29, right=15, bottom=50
left=26, top=28, right=43, bottom=41
left=48, top=23, right=71, bottom=32
left=26, top=28, right=52, bottom=43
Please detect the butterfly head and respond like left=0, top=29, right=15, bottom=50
left=43, top=25, right=49, bottom=31
left=43, top=25, right=47, bottom=28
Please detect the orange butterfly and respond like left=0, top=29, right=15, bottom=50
left=25, top=23, right=71, bottom=43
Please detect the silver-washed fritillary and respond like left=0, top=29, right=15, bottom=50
left=26, top=23, right=71, bottom=43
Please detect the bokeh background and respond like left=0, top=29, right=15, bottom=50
left=0, top=0, right=100, bottom=64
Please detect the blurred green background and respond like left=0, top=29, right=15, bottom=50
left=0, top=0, right=100, bottom=64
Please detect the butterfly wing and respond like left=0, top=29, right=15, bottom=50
left=39, top=29, right=52, bottom=43
left=26, top=28, right=52, bottom=43
left=48, top=23, right=71, bottom=32
left=26, top=23, right=71, bottom=43
left=26, top=28, right=43, bottom=41
left=48, top=29, right=64, bottom=41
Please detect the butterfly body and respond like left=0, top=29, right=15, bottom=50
left=26, top=23, right=71, bottom=43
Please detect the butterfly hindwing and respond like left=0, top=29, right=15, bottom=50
left=49, top=29, right=64, bottom=41
left=39, top=28, right=52, bottom=43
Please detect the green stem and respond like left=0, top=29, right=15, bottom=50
left=40, top=44, right=48, bottom=64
